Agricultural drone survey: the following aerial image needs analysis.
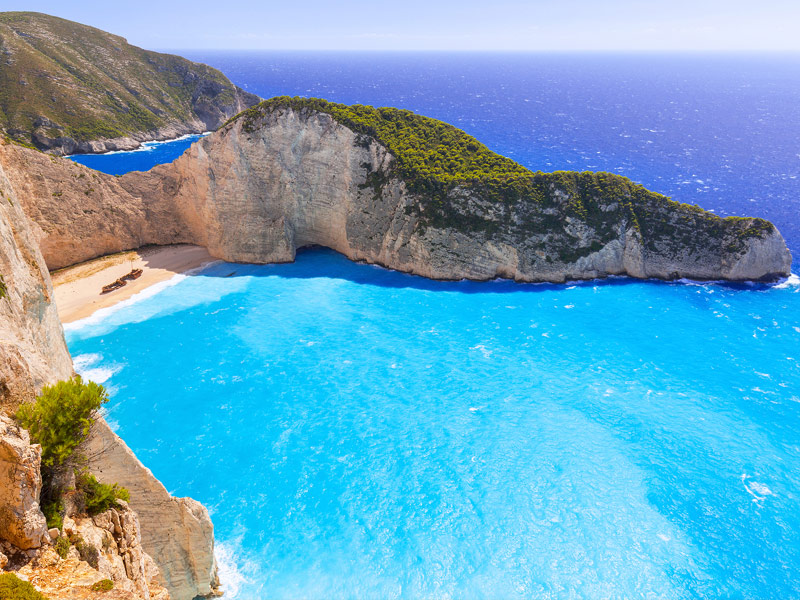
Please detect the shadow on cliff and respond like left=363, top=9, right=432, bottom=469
left=192, top=246, right=774, bottom=295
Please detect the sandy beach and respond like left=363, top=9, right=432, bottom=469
left=52, top=244, right=214, bottom=323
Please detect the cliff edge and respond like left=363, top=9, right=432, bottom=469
left=156, top=98, right=792, bottom=282
left=0, top=156, right=219, bottom=600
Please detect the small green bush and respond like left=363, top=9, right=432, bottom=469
left=74, top=537, right=99, bottom=569
left=54, top=535, right=70, bottom=559
left=0, top=273, right=7, bottom=299
left=76, top=472, right=130, bottom=516
left=42, top=499, right=64, bottom=530
left=0, top=573, right=49, bottom=600
left=15, top=376, right=109, bottom=491
left=90, top=579, right=114, bottom=592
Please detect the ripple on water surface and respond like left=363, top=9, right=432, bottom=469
left=67, top=250, right=800, bottom=599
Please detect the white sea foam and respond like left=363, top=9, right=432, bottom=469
left=742, top=474, right=774, bottom=504
left=469, top=344, right=492, bottom=358
left=73, top=352, right=122, bottom=384
left=80, top=366, right=119, bottom=384
left=215, top=539, right=255, bottom=599
left=72, top=352, right=102, bottom=371
left=64, top=275, right=186, bottom=331
left=774, top=273, right=799, bottom=289
left=750, top=482, right=773, bottom=496
left=66, top=132, right=210, bottom=157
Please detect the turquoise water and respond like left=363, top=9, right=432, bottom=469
left=66, top=250, right=800, bottom=599
left=62, top=54, right=800, bottom=597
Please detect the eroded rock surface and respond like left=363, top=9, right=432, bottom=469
left=0, top=414, right=47, bottom=549
left=0, top=157, right=218, bottom=600
left=0, top=156, right=73, bottom=407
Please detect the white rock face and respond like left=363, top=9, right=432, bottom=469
left=144, top=107, right=790, bottom=283
left=84, top=420, right=219, bottom=600
left=0, top=415, right=47, bottom=549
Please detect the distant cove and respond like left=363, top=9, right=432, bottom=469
left=69, top=134, right=206, bottom=175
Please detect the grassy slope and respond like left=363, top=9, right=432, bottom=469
left=0, top=11, right=258, bottom=144
left=235, top=97, right=774, bottom=257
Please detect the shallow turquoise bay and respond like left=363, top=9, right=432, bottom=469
left=66, top=249, right=800, bottom=599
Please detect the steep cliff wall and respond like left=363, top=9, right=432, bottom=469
left=0, top=153, right=72, bottom=407
left=0, top=139, right=190, bottom=269
left=84, top=422, right=219, bottom=600
left=165, top=101, right=789, bottom=283
left=0, top=153, right=217, bottom=600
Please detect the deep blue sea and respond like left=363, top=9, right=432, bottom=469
left=65, top=54, right=800, bottom=599
left=69, top=133, right=206, bottom=175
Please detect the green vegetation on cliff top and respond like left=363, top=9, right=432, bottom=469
left=0, top=12, right=259, bottom=148
left=235, top=97, right=774, bottom=254
left=236, top=96, right=534, bottom=201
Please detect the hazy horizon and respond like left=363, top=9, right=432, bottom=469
left=5, top=1, right=800, bottom=52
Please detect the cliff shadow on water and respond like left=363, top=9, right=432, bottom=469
left=193, top=246, right=788, bottom=296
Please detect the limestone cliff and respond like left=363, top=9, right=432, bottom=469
left=0, top=156, right=218, bottom=600
left=1, top=100, right=792, bottom=282
left=0, top=139, right=186, bottom=270
left=160, top=99, right=790, bottom=282
left=84, top=421, right=219, bottom=600
left=0, top=155, right=72, bottom=407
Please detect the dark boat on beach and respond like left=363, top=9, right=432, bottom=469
left=123, top=268, right=143, bottom=281
left=101, top=278, right=127, bottom=294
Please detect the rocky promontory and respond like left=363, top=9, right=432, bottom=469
left=1, top=97, right=792, bottom=282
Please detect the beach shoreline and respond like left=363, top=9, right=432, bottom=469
left=53, top=244, right=214, bottom=323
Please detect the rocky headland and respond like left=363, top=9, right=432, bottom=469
left=0, top=12, right=260, bottom=155
left=1, top=97, right=792, bottom=282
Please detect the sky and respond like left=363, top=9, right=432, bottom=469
left=5, top=0, right=800, bottom=51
